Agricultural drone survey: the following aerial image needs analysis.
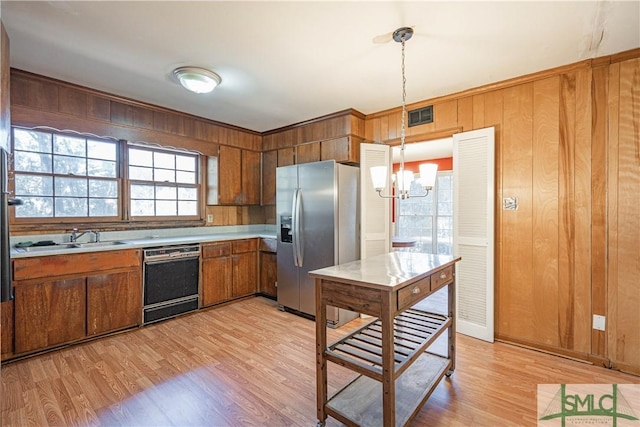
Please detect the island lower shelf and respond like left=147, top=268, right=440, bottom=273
left=325, top=308, right=451, bottom=380
left=326, top=352, right=451, bottom=427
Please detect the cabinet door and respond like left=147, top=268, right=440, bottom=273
left=296, top=142, right=320, bottom=164
left=278, top=147, right=295, bottom=166
left=218, top=145, right=242, bottom=204
left=321, top=136, right=359, bottom=163
left=87, top=270, right=142, bottom=336
left=262, top=150, right=277, bottom=206
left=202, top=256, right=232, bottom=306
left=14, top=278, right=86, bottom=353
left=242, top=149, right=261, bottom=205
left=1, top=300, right=13, bottom=359
left=232, top=252, right=257, bottom=298
left=259, top=252, right=277, bottom=298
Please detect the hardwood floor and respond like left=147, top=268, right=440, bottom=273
left=2, top=296, right=638, bottom=426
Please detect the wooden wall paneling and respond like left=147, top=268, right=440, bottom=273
left=152, top=110, right=184, bottom=135
left=472, top=94, right=486, bottom=129
left=532, top=77, right=560, bottom=348
left=572, top=67, right=593, bottom=355
left=58, top=86, right=87, bottom=117
left=606, top=61, right=620, bottom=369
left=609, top=58, right=640, bottom=374
left=591, top=65, right=609, bottom=357
left=110, top=101, right=134, bottom=126
left=558, top=73, right=577, bottom=350
left=87, top=94, right=110, bottom=121
left=364, top=116, right=380, bottom=142
left=499, top=84, right=534, bottom=342
left=277, top=147, right=295, bottom=166
left=10, top=72, right=59, bottom=111
left=457, top=96, right=473, bottom=132
left=434, top=100, right=458, bottom=131
left=132, top=105, right=154, bottom=130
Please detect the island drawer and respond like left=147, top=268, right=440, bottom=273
left=397, top=276, right=431, bottom=311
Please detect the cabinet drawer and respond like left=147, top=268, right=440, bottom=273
left=232, top=239, right=257, bottom=254
left=397, top=276, right=431, bottom=311
left=202, top=242, right=231, bottom=258
left=431, top=266, right=454, bottom=291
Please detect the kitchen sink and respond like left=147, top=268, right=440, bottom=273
left=17, top=241, right=129, bottom=252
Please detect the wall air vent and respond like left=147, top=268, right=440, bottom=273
left=408, top=105, right=433, bottom=127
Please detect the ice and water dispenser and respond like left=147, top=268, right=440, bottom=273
left=280, top=215, right=292, bottom=243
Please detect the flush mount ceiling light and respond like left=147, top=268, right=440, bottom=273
left=172, top=66, right=221, bottom=94
left=370, top=27, right=438, bottom=199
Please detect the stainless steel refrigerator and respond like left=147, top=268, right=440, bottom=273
left=276, top=160, right=360, bottom=327
left=1, top=148, right=22, bottom=303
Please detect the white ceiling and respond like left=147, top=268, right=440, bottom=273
left=1, top=1, right=638, bottom=134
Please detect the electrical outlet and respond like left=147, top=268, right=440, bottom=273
left=593, top=314, right=606, bottom=331
left=207, top=214, right=213, bottom=223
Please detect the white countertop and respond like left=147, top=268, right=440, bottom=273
left=11, top=226, right=276, bottom=258
left=309, top=252, right=461, bottom=291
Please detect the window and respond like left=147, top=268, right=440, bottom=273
left=128, top=146, right=199, bottom=218
left=11, top=127, right=202, bottom=223
left=396, top=171, right=453, bottom=255
left=12, top=128, right=119, bottom=219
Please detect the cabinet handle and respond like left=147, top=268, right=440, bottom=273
left=412, top=286, right=420, bottom=295
left=440, top=273, right=447, bottom=280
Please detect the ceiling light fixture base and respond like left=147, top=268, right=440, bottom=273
left=172, top=66, right=221, bottom=94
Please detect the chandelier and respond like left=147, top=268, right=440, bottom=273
left=370, top=27, right=438, bottom=200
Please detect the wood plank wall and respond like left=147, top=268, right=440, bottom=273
left=363, top=49, right=640, bottom=374
left=9, top=70, right=263, bottom=227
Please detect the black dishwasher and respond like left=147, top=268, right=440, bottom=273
left=143, top=244, right=200, bottom=324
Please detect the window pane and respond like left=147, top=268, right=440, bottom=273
left=87, top=140, right=117, bottom=161
left=14, top=152, right=52, bottom=173
left=129, top=166, right=153, bottom=181
left=88, top=159, right=117, bottom=177
left=54, top=135, right=86, bottom=157
left=55, top=197, right=88, bottom=217
left=178, top=201, right=197, bottom=216
left=178, top=186, right=197, bottom=200
left=156, top=185, right=177, bottom=200
left=130, top=184, right=154, bottom=199
left=55, top=177, right=87, bottom=197
left=13, top=129, right=51, bottom=153
left=156, top=200, right=177, bottom=216
left=176, top=170, right=195, bottom=184
left=129, top=148, right=153, bottom=167
left=176, top=155, right=196, bottom=171
left=154, top=168, right=175, bottom=183
left=89, top=198, right=118, bottom=217
left=154, top=152, right=175, bottom=169
left=89, top=179, right=118, bottom=198
left=15, top=175, right=53, bottom=196
left=15, top=197, right=53, bottom=218
left=54, top=155, right=86, bottom=175
left=131, top=199, right=154, bottom=216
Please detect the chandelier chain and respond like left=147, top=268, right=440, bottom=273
left=400, top=34, right=407, bottom=185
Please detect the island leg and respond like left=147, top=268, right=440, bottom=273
left=315, top=278, right=328, bottom=426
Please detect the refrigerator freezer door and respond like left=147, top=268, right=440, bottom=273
left=276, top=164, right=299, bottom=311
left=297, top=161, right=336, bottom=316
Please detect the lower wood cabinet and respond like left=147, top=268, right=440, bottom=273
left=201, top=239, right=257, bottom=306
left=259, top=251, right=277, bottom=298
left=9, top=249, right=142, bottom=359
left=1, top=300, right=13, bottom=358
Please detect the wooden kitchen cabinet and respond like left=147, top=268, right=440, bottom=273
left=262, top=150, right=277, bottom=206
left=259, top=238, right=277, bottom=298
left=201, top=241, right=232, bottom=306
left=320, top=136, right=360, bottom=164
left=11, top=249, right=142, bottom=357
left=87, top=270, right=142, bottom=336
left=14, top=277, right=86, bottom=354
left=231, top=239, right=258, bottom=298
left=296, top=142, right=320, bottom=164
left=201, top=239, right=257, bottom=304
left=218, top=145, right=261, bottom=205
left=1, top=300, right=14, bottom=360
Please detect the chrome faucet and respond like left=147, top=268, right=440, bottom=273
left=70, top=228, right=100, bottom=243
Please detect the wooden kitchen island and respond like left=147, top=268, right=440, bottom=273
left=310, top=252, right=461, bottom=427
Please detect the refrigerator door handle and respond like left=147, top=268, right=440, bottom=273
left=291, top=188, right=300, bottom=267
left=295, top=189, right=304, bottom=266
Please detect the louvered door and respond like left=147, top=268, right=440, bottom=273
left=359, top=143, right=391, bottom=258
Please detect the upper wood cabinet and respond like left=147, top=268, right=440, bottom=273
left=296, top=142, right=320, bottom=164
left=262, top=150, right=277, bottom=206
left=321, top=136, right=360, bottom=164
left=218, top=145, right=261, bottom=205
